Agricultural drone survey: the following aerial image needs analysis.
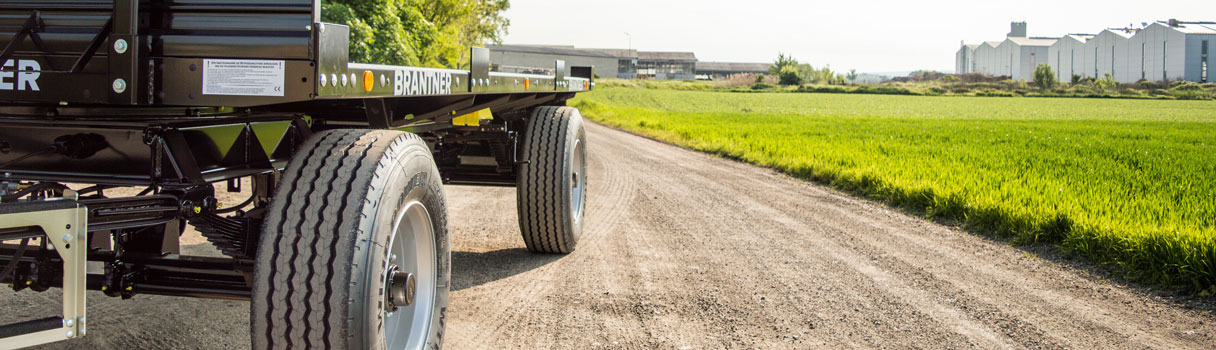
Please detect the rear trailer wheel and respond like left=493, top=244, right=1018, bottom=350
left=251, top=129, right=450, bottom=350
left=517, top=106, right=588, bottom=254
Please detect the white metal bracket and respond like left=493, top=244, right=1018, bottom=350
left=0, top=198, right=88, bottom=350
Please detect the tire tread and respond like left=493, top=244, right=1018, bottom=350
left=252, top=130, right=447, bottom=350
left=517, top=106, right=583, bottom=254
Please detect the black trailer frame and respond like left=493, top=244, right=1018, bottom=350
left=0, top=1, right=592, bottom=346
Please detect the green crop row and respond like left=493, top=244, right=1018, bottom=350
left=593, top=77, right=1216, bottom=101
left=572, top=87, right=1216, bottom=293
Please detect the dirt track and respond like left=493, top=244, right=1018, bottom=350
left=4, top=121, right=1214, bottom=349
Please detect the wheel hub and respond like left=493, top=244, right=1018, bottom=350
left=382, top=201, right=437, bottom=350
left=570, top=138, right=586, bottom=222
left=386, top=265, right=416, bottom=312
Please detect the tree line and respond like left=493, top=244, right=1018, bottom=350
left=768, top=53, right=856, bottom=86
left=323, top=0, right=511, bottom=68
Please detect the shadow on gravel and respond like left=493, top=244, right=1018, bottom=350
left=451, top=248, right=562, bottom=291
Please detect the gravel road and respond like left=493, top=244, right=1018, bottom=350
left=3, top=121, right=1213, bottom=349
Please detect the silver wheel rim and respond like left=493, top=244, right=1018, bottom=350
left=570, top=137, right=587, bottom=226
left=383, top=201, right=436, bottom=350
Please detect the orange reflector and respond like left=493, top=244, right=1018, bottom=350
left=584, top=81, right=590, bottom=89
left=524, top=79, right=530, bottom=90
left=362, top=71, right=374, bottom=92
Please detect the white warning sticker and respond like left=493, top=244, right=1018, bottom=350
left=202, top=59, right=285, bottom=97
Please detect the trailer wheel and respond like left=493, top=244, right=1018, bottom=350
left=517, top=106, right=588, bottom=254
left=251, top=129, right=450, bottom=350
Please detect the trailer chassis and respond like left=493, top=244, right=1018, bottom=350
left=0, top=0, right=593, bottom=348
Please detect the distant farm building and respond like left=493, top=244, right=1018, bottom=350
left=487, top=45, right=700, bottom=80
left=637, top=51, right=698, bottom=80
left=487, top=45, right=620, bottom=77
left=957, top=20, right=1216, bottom=83
left=695, top=62, right=772, bottom=80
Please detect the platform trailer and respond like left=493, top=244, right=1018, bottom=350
left=0, top=1, right=590, bottom=348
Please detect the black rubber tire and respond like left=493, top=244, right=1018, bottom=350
left=517, top=106, right=588, bottom=254
left=251, top=129, right=450, bottom=350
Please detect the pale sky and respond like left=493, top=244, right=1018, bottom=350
left=502, top=0, right=1216, bottom=73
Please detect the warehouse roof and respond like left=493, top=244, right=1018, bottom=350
left=638, top=51, right=697, bottom=61
left=587, top=48, right=639, bottom=58
left=695, top=62, right=771, bottom=73
left=489, top=45, right=701, bottom=62
left=1101, top=29, right=1134, bottom=39
left=1054, top=34, right=1093, bottom=45
left=1166, top=21, right=1216, bottom=34
left=514, top=45, right=577, bottom=49
left=1006, top=37, right=1058, bottom=46
left=487, top=45, right=619, bottom=58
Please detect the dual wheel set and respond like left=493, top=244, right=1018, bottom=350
left=249, top=106, right=587, bottom=349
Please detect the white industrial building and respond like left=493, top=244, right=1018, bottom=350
left=1085, top=29, right=1133, bottom=81
left=962, top=41, right=1001, bottom=76
left=1001, top=37, right=1056, bottom=80
left=955, top=43, right=978, bottom=75
left=1127, top=21, right=1216, bottom=82
left=1048, top=34, right=1094, bottom=82
left=955, top=22, right=1055, bottom=81
left=958, top=20, right=1216, bottom=83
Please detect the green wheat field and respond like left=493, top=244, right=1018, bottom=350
left=571, top=88, right=1216, bottom=292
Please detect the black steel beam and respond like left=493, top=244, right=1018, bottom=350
left=0, top=116, right=304, bottom=186
left=0, top=246, right=252, bottom=300
left=0, top=316, right=61, bottom=339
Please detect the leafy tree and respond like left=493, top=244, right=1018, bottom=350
left=769, top=53, right=806, bottom=85
left=778, top=65, right=803, bottom=85
left=1033, top=64, right=1057, bottom=90
left=807, top=66, right=840, bottom=85
left=322, top=0, right=511, bottom=68
left=419, top=0, right=510, bottom=68
left=846, top=69, right=858, bottom=84
left=770, top=53, right=799, bottom=76
left=831, top=73, right=846, bottom=85
left=797, top=64, right=817, bottom=83
left=768, top=54, right=853, bottom=86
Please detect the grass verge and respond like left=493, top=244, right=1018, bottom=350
left=572, top=87, right=1216, bottom=294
